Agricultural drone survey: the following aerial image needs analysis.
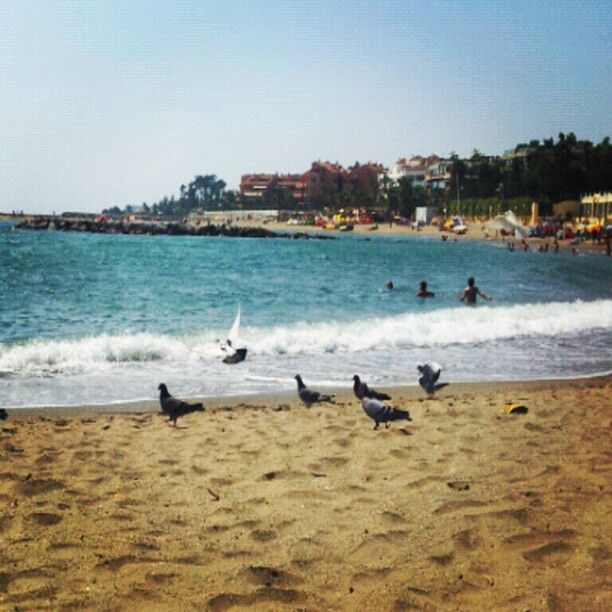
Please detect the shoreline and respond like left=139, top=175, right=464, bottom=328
left=258, top=219, right=609, bottom=253
left=3, top=213, right=609, bottom=253
left=6, top=374, right=610, bottom=417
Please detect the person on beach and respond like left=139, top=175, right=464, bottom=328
left=416, top=281, right=434, bottom=298
left=460, top=277, right=491, bottom=304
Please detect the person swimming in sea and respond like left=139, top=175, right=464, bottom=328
left=386, top=280, right=394, bottom=290
left=460, top=277, right=491, bottom=304
left=416, top=280, right=434, bottom=298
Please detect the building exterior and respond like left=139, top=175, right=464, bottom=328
left=389, top=155, right=439, bottom=187
left=581, top=192, right=612, bottom=221
left=240, top=160, right=386, bottom=209
left=276, top=175, right=307, bottom=202
left=425, top=159, right=452, bottom=191
left=239, top=173, right=305, bottom=207
left=239, top=174, right=276, bottom=202
left=347, top=162, right=386, bottom=197
left=302, top=161, right=347, bottom=205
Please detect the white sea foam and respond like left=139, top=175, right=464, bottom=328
left=247, top=299, right=612, bottom=355
left=0, top=300, right=610, bottom=377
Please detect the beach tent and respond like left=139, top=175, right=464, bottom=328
left=485, top=210, right=529, bottom=238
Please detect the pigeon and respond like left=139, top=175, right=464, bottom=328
left=417, top=362, right=449, bottom=398
left=361, top=397, right=411, bottom=430
left=0, top=409, right=7, bottom=421
left=352, top=375, right=391, bottom=401
left=294, top=375, right=335, bottom=407
left=158, top=383, right=204, bottom=427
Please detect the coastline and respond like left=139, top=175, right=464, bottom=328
left=257, top=219, right=609, bottom=253
left=4, top=213, right=609, bottom=253
left=1, top=374, right=610, bottom=609
left=5, top=374, right=611, bottom=417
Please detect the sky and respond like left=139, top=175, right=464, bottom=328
left=0, top=0, right=610, bottom=214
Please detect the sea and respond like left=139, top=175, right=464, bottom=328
left=1, top=221, right=611, bottom=409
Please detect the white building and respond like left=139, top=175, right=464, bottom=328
left=388, top=155, right=440, bottom=187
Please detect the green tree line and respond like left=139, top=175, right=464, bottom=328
left=104, top=133, right=610, bottom=218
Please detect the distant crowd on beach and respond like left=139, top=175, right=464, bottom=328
left=498, top=215, right=611, bottom=256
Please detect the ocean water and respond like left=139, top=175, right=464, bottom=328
left=1, top=221, right=611, bottom=408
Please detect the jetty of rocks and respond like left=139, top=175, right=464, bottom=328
left=15, top=216, right=335, bottom=240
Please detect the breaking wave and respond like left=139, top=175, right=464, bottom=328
left=1, top=300, right=610, bottom=377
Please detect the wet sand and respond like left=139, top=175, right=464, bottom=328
left=1, top=376, right=610, bottom=610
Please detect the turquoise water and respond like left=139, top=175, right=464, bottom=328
left=1, top=222, right=611, bottom=407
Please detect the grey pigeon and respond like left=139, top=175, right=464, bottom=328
left=295, top=375, right=335, bottom=407
left=361, top=397, right=411, bottom=430
left=352, top=374, right=391, bottom=401
left=158, top=383, right=204, bottom=427
left=417, top=362, right=449, bottom=398
left=0, top=409, right=7, bottom=421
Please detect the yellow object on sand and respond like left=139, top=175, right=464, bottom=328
left=500, top=403, right=529, bottom=415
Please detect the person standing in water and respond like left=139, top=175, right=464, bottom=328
left=460, top=277, right=492, bottom=304
left=416, top=280, right=435, bottom=298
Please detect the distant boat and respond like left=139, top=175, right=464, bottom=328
left=222, top=307, right=247, bottom=364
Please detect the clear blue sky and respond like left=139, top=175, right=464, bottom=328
left=1, top=0, right=610, bottom=214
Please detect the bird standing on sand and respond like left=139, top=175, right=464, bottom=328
left=417, top=362, right=449, bottom=398
left=294, top=375, right=335, bottom=408
left=0, top=409, right=7, bottom=421
left=361, top=397, right=411, bottom=430
left=352, top=375, right=391, bottom=401
left=158, top=383, right=204, bottom=427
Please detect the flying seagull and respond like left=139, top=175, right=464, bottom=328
left=352, top=375, right=391, bottom=401
left=294, top=375, right=335, bottom=408
left=417, top=362, right=449, bottom=398
left=158, top=383, right=204, bottom=427
left=361, top=397, right=411, bottom=430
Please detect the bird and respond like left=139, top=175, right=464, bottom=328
left=157, top=383, right=204, bottom=427
left=0, top=409, right=7, bottom=421
left=294, top=375, right=335, bottom=407
left=361, top=397, right=411, bottom=430
left=352, top=375, right=391, bottom=401
left=417, top=362, right=449, bottom=398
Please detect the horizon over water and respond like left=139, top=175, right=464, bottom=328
left=1, top=221, right=611, bottom=408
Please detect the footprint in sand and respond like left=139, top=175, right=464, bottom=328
left=207, top=587, right=306, bottom=612
left=429, top=552, right=454, bottom=566
left=434, top=499, right=487, bottom=515
left=319, top=456, right=349, bottom=468
left=240, top=564, right=303, bottom=588
left=250, top=529, right=277, bottom=542
left=447, top=481, right=470, bottom=491
left=453, top=528, right=480, bottom=550
left=29, top=512, right=63, bottom=526
left=522, top=540, right=574, bottom=562
left=16, top=478, right=65, bottom=497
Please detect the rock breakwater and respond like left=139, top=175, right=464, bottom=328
left=15, top=216, right=334, bottom=240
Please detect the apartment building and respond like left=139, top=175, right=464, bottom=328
left=389, top=155, right=439, bottom=187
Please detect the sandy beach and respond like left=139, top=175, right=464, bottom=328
left=1, top=376, right=610, bottom=610
left=244, top=220, right=609, bottom=254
